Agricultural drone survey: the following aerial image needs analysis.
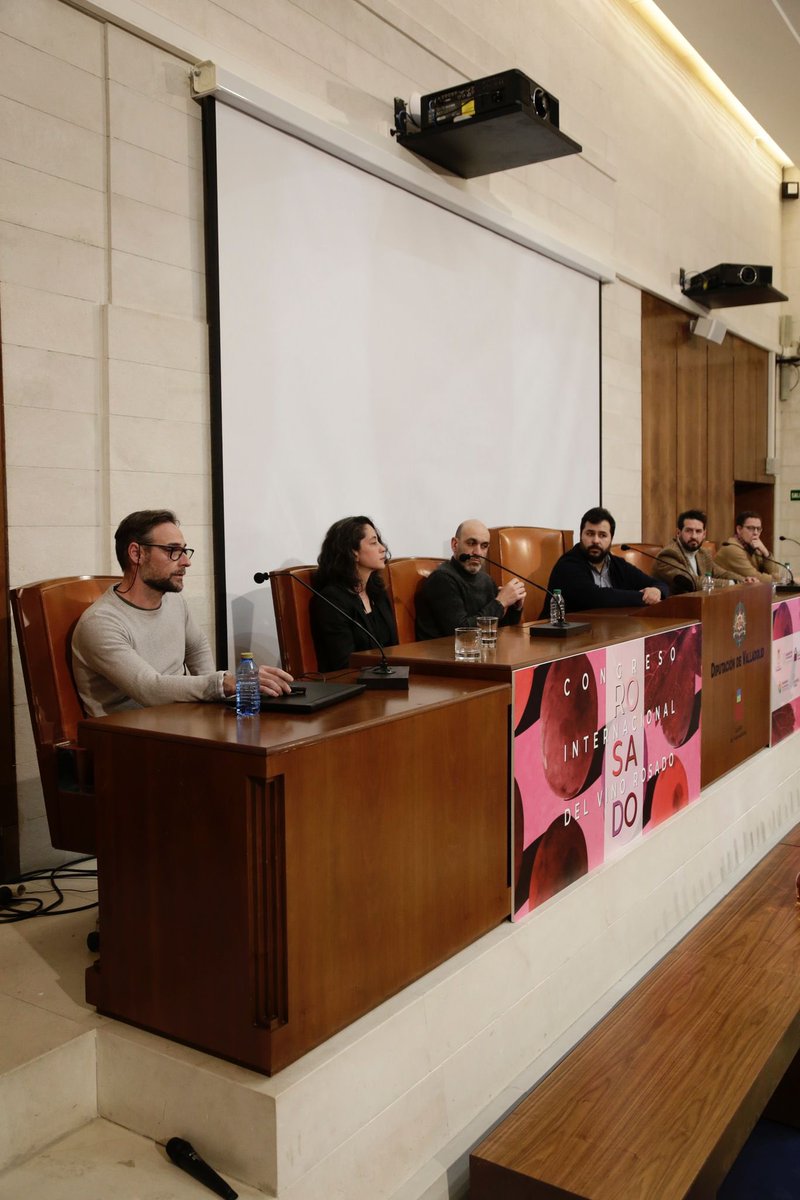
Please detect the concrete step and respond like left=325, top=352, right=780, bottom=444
left=0, top=1118, right=263, bottom=1199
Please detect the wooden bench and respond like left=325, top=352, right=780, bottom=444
left=470, top=831, right=800, bottom=1199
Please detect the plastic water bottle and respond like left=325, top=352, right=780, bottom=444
left=701, top=573, right=714, bottom=593
left=783, top=562, right=793, bottom=586
left=549, top=588, right=565, bottom=624
left=235, top=652, right=260, bottom=717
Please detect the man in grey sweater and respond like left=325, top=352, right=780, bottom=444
left=72, top=509, right=292, bottom=716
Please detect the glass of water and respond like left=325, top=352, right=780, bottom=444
left=454, top=627, right=481, bottom=660
left=476, top=615, right=498, bottom=647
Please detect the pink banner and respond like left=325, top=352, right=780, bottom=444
left=772, top=596, right=800, bottom=745
left=513, top=625, right=702, bottom=920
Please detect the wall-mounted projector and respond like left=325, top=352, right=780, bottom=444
left=680, top=264, right=788, bottom=309
left=393, top=69, right=581, bottom=178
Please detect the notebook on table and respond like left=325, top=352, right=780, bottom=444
left=225, top=680, right=366, bottom=714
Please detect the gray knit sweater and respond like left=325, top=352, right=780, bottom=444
left=72, top=585, right=225, bottom=716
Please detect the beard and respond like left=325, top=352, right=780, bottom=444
left=582, top=544, right=607, bottom=563
left=141, top=571, right=183, bottom=594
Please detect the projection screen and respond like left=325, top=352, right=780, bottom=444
left=204, top=97, right=602, bottom=667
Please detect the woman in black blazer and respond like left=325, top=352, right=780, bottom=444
left=311, top=515, right=398, bottom=671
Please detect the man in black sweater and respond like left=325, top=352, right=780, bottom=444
left=415, top=519, right=526, bottom=640
left=545, top=506, right=668, bottom=613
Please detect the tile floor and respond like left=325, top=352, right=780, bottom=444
left=0, top=862, right=256, bottom=1198
left=0, top=1120, right=263, bottom=1199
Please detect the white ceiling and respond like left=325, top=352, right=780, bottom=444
left=656, top=0, right=800, bottom=167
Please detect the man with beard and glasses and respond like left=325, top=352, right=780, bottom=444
left=543, top=506, right=668, bottom=614
left=415, top=518, right=526, bottom=640
left=653, top=509, right=753, bottom=593
left=72, top=509, right=292, bottom=716
left=714, top=511, right=785, bottom=584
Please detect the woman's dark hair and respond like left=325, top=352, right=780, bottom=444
left=315, top=516, right=389, bottom=595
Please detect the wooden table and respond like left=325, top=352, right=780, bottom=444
left=356, top=612, right=703, bottom=916
left=470, top=835, right=800, bottom=1199
left=352, top=611, right=697, bottom=680
left=82, top=675, right=511, bottom=1074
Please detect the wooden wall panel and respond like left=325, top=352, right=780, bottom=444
left=706, top=338, right=734, bottom=541
left=676, top=321, right=708, bottom=518
left=642, top=292, right=678, bottom=543
left=642, top=293, right=772, bottom=557
left=733, top=339, right=770, bottom=483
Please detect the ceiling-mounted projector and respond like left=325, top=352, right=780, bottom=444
left=393, top=69, right=581, bottom=178
left=680, top=264, right=788, bottom=309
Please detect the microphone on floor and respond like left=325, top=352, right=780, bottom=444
left=165, top=1137, right=238, bottom=1200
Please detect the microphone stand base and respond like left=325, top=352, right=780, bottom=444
left=529, top=620, right=591, bottom=638
left=358, top=664, right=411, bottom=690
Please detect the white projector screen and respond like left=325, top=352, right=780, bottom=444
left=206, top=98, right=601, bottom=667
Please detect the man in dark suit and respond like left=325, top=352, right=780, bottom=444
left=545, top=506, right=668, bottom=613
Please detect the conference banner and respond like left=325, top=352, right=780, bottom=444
left=512, top=625, right=702, bottom=921
left=771, top=596, right=800, bottom=745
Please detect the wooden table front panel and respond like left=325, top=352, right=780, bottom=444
left=84, top=678, right=510, bottom=1074
left=655, top=585, right=772, bottom=787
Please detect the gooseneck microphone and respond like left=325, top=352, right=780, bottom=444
left=618, top=544, right=694, bottom=594
left=777, top=538, right=800, bottom=587
left=254, top=571, right=409, bottom=689
left=165, top=1138, right=237, bottom=1199
left=457, top=553, right=590, bottom=639
left=750, top=545, right=794, bottom=586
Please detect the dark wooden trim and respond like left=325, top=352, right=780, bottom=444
left=0, top=311, right=20, bottom=880
left=199, top=95, right=229, bottom=669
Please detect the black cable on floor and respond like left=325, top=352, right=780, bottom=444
left=0, top=856, right=98, bottom=923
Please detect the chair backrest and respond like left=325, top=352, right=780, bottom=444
left=612, top=543, right=662, bottom=576
left=11, top=574, right=119, bottom=852
left=385, top=557, right=445, bottom=643
left=270, top=566, right=320, bottom=676
left=488, top=527, right=574, bottom=622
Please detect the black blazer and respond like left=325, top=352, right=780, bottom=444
left=310, top=582, right=398, bottom=671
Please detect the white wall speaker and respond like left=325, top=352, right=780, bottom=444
left=690, top=316, right=726, bottom=344
left=779, top=314, right=795, bottom=346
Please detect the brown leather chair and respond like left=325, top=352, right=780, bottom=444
left=385, top=557, right=445, bottom=643
left=487, top=527, right=574, bottom=622
left=269, top=565, right=320, bottom=676
left=11, top=575, right=119, bottom=855
left=612, top=543, right=662, bottom=576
